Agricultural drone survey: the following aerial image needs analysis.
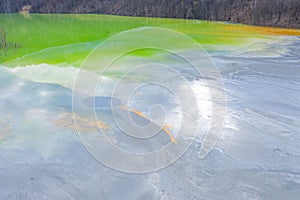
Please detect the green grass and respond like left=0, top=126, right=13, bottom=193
left=0, top=14, right=288, bottom=67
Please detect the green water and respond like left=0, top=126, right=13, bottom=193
left=0, top=14, right=272, bottom=67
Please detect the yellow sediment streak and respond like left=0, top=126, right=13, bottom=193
left=55, top=112, right=119, bottom=143
left=162, top=124, right=177, bottom=144
left=120, top=105, right=177, bottom=143
left=223, top=24, right=300, bottom=36
left=55, top=109, right=177, bottom=143
left=55, top=112, right=110, bottom=132
left=131, top=108, right=149, bottom=119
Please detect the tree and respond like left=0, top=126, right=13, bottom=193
left=0, top=28, right=21, bottom=56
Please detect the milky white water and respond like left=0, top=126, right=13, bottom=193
left=0, top=36, right=299, bottom=199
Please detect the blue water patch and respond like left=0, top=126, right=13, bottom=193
left=83, top=96, right=122, bottom=109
